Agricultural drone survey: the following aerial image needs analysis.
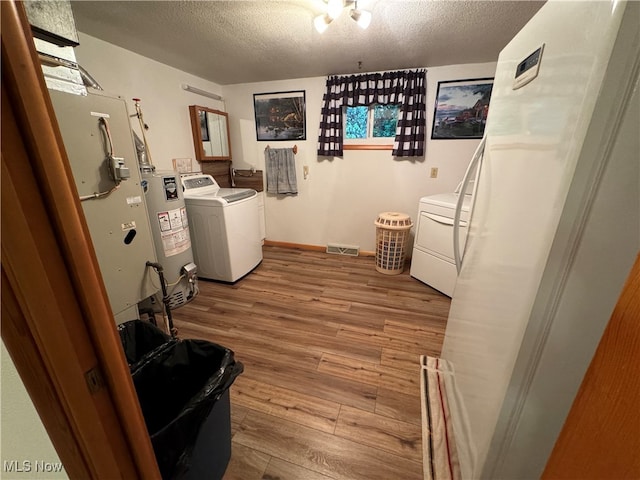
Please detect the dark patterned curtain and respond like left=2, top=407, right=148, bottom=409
left=317, top=69, right=426, bottom=157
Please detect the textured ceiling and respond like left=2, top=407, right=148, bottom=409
left=71, top=0, right=545, bottom=86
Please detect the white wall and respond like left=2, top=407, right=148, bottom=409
left=74, top=33, right=495, bottom=253
left=223, top=62, right=496, bottom=252
left=75, top=33, right=225, bottom=172
left=1, top=342, right=68, bottom=479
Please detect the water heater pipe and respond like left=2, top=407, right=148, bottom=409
left=146, top=261, right=176, bottom=337
left=131, top=98, right=153, bottom=165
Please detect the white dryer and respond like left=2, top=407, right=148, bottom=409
left=410, top=193, right=471, bottom=296
left=181, top=174, right=262, bottom=282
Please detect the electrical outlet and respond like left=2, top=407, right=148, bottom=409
left=303, top=165, right=309, bottom=179
left=430, top=167, right=438, bottom=178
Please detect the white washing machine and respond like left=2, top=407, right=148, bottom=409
left=410, top=193, right=471, bottom=296
left=181, top=174, right=263, bottom=282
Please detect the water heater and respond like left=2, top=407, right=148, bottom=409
left=142, top=168, right=198, bottom=309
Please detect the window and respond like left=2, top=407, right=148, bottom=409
left=317, top=69, right=426, bottom=157
left=344, top=104, right=399, bottom=149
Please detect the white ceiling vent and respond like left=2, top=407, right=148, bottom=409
left=326, top=243, right=360, bottom=256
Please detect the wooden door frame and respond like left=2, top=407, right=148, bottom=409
left=3, top=1, right=637, bottom=478
left=543, top=252, right=640, bottom=479
left=1, top=1, right=160, bottom=478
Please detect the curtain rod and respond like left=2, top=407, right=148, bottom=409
left=181, top=83, right=223, bottom=101
left=327, top=68, right=426, bottom=79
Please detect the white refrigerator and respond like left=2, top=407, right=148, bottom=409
left=440, top=1, right=639, bottom=478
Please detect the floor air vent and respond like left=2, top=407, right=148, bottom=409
left=326, top=243, right=360, bottom=256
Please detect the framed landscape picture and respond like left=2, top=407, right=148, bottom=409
left=431, top=78, right=494, bottom=139
left=253, top=90, right=306, bottom=141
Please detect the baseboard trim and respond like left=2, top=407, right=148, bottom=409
left=263, top=240, right=325, bottom=252
left=263, top=240, right=375, bottom=257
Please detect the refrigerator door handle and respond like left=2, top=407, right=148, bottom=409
left=454, top=136, right=486, bottom=274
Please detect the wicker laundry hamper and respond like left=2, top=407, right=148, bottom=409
left=374, top=212, right=413, bottom=275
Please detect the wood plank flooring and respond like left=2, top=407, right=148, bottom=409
left=171, top=246, right=451, bottom=480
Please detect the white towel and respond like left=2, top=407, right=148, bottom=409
left=265, top=147, right=297, bottom=195
left=420, top=355, right=476, bottom=480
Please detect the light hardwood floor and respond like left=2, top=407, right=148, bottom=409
left=171, top=246, right=451, bottom=480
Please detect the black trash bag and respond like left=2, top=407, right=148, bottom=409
left=129, top=336, right=243, bottom=480
left=118, top=319, right=171, bottom=366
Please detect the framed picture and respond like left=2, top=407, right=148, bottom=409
left=431, top=78, right=494, bottom=139
left=253, top=90, right=306, bottom=141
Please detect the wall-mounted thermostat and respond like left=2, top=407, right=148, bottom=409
left=513, top=44, right=544, bottom=90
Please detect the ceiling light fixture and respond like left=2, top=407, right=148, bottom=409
left=327, top=0, right=344, bottom=19
left=314, top=13, right=332, bottom=34
left=350, top=4, right=372, bottom=29
left=314, top=0, right=372, bottom=33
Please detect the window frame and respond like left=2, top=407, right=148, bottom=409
left=343, top=104, right=398, bottom=150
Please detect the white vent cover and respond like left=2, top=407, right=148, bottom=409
left=326, top=243, right=360, bottom=256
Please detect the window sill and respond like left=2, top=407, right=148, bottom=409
left=343, top=144, right=393, bottom=151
